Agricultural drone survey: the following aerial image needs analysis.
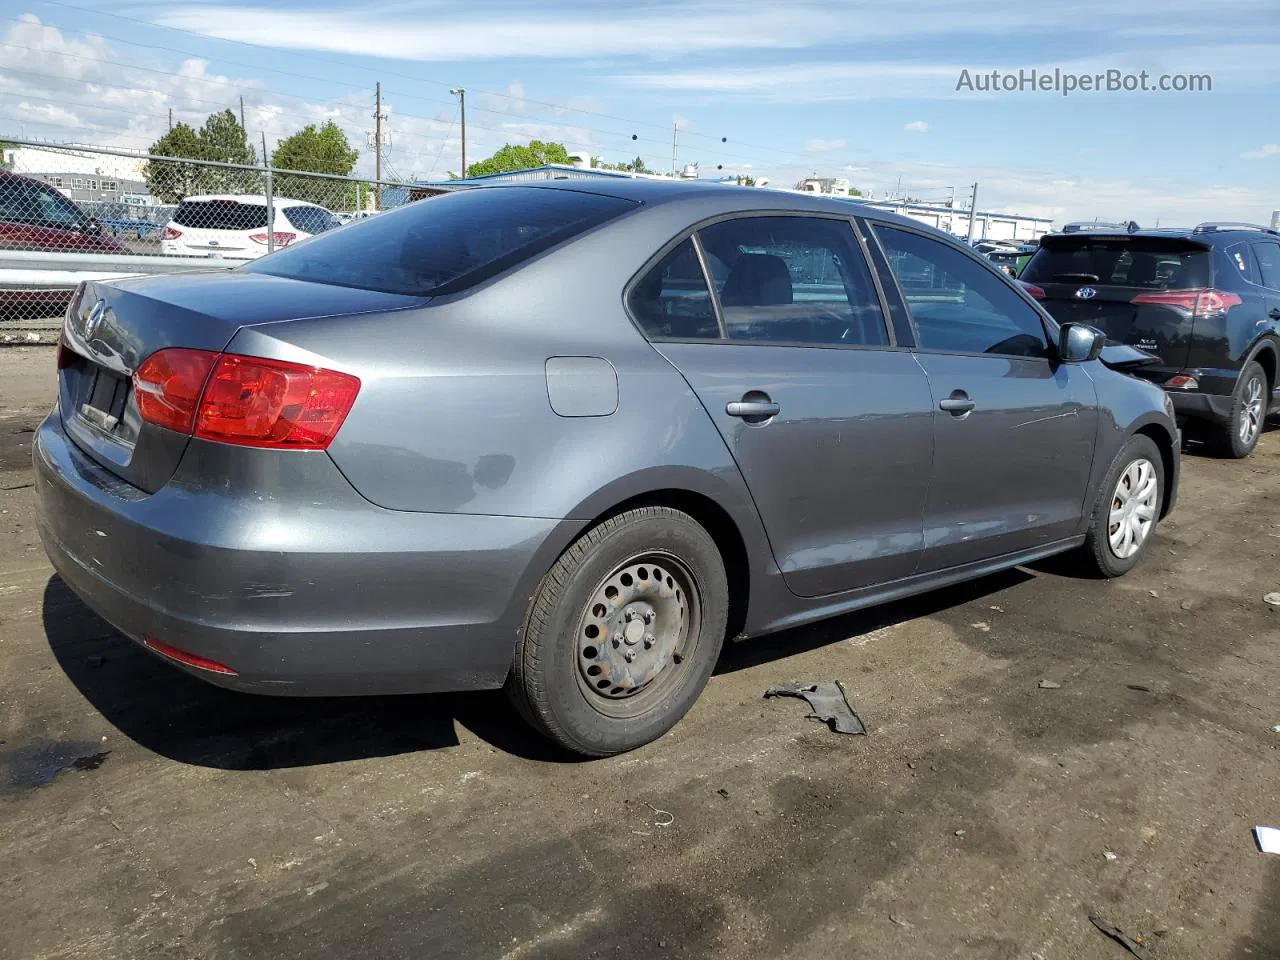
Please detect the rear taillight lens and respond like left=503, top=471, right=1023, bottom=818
left=143, top=635, right=237, bottom=675
left=133, top=348, right=219, bottom=433
left=1017, top=280, right=1046, bottom=299
left=249, top=232, right=297, bottom=247
left=161, top=226, right=182, bottom=241
left=1132, top=288, right=1242, bottom=319
left=195, top=355, right=360, bottom=449
left=132, top=350, right=360, bottom=449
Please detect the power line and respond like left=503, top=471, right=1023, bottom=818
left=22, top=0, right=818, bottom=164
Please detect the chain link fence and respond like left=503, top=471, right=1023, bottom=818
left=0, top=139, right=431, bottom=341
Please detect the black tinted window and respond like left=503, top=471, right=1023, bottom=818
left=874, top=225, right=1048, bottom=358
left=628, top=239, right=719, bottom=340
left=1253, top=241, right=1280, bottom=289
left=283, top=205, right=341, bottom=235
left=696, top=216, right=888, bottom=346
left=0, top=177, right=84, bottom=228
left=1022, top=237, right=1209, bottom=290
left=1226, top=242, right=1260, bottom=284
left=173, top=200, right=269, bottom=231
left=244, top=187, right=636, bottom=295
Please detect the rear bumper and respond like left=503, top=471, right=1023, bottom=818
left=33, top=412, right=561, bottom=696
left=1168, top=389, right=1234, bottom=425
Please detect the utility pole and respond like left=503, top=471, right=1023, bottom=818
left=167, top=108, right=172, bottom=132
left=239, top=96, right=246, bottom=132
left=450, top=88, right=467, bottom=176
left=261, top=131, right=268, bottom=167
left=671, top=121, right=678, bottom=178
left=966, top=181, right=980, bottom=242
left=374, top=82, right=383, bottom=209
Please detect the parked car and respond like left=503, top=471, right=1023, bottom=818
left=37, top=182, right=1179, bottom=756
left=159, top=195, right=341, bottom=260
left=1019, top=222, right=1280, bottom=458
left=0, top=170, right=127, bottom=316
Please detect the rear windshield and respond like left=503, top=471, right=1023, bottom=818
left=283, top=205, right=341, bottom=235
left=173, top=200, right=270, bottom=231
left=242, top=187, right=638, bottom=296
left=1022, top=236, right=1210, bottom=289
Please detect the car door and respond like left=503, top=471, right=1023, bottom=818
left=865, top=220, right=1099, bottom=572
left=629, top=215, right=935, bottom=598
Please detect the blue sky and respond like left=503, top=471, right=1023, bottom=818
left=1, top=0, right=1277, bottom=224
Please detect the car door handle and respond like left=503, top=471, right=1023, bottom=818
left=726, top=396, right=780, bottom=420
left=939, top=392, right=976, bottom=416
left=1270, top=308, right=1280, bottom=320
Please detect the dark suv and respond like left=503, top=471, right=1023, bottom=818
left=1020, top=222, right=1280, bottom=458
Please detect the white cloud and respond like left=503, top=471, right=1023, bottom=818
left=150, top=0, right=1279, bottom=62
left=1241, top=143, right=1280, bottom=159
left=804, top=138, right=846, bottom=153
left=904, top=120, right=929, bottom=133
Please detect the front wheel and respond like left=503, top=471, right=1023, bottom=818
left=507, top=506, right=729, bottom=757
left=1080, top=434, right=1165, bottom=578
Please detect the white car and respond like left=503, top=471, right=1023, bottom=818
left=160, top=195, right=341, bottom=260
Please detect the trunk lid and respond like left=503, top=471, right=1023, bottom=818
left=58, top=272, right=425, bottom=492
left=1022, top=234, right=1211, bottom=369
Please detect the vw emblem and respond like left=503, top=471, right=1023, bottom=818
left=1076, top=286, right=1097, bottom=300
left=83, top=299, right=107, bottom=340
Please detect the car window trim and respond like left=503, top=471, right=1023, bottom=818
left=623, top=209, right=899, bottom=350
left=863, top=217, right=1059, bottom=362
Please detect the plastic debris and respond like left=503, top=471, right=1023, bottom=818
left=1264, top=592, right=1280, bottom=606
left=1103, top=851, right=1118, bottom=861
left=1088, top=913, right=1154, bottom=960
left=764, top=681, right=866, bottom=735
left=1254, top=826, right=1280, bottom=855
left=1038, top=680, right=1062, bottom=690
left=970, top=621, right=991, bottom=632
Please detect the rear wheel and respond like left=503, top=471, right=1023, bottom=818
left=1080, top=434, right=1164, bottom=578
left=507, top=507, right=729, bottom=757
left=1208, top=361, right=1267, bottom=459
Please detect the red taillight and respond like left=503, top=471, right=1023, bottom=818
left=249, top=232, right=297, bottom=247
left=1017, top=280, right=1046, bottom=299
left=161, top=226, right=182, bottom=241
left=194, top=355, right=360, bottom=449
left=132, top=350, right=359, bottom=449
left=56, top=335, right=75, bottom=369
left=143, top=635, right=237, bottom=675
left=132, top=348, right=219, bottom=433
left=1132, top=288, right=1242, bottom=319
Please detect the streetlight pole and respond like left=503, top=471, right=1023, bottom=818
left=450, top=88, right=466, bottom=177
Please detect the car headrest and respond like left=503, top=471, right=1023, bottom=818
left=720, top=253, right=793, bottom=307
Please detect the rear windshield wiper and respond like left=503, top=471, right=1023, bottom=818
left=1049, top=273, right=1101, bottom=283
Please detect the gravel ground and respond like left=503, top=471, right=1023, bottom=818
left=1, top=347, right=1278, bottom=960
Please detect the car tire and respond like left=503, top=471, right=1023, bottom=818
left=1207, top=360, right=1267, bottom=459
left=1080, top=434, right=1165, bottom=578
left=507, top=506, right=729, bottom=757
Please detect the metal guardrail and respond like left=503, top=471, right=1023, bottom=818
left=0, top=248, right=238, bottom=285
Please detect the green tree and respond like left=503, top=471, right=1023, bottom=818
left=197, top=109, right=258, bottom=194
left=270, top=121, right=360, bottom=206
left=143, top=122, right=205, bottom=203
left=465, top=140, right=573, bottom=177
left=596, top=155, right=654, bottom=174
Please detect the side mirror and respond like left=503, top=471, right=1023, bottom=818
left=83, top=217, right=102, bottom=235
left=1058, top=322, right=1105, bottom=363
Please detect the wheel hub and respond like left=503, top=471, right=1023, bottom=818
left=577, top=559, right=690, bottom=700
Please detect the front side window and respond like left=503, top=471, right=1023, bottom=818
left=0, top=178, right=85, bottom=229
left=695, top=216, right=888, bottom=346
left=627, top=238, right=720, bottom=340
left=874, top=225, right=1049, bottom=358
left=1252, top=241, right=1280, bottom=290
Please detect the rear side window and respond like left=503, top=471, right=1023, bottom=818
left=1022, top=237, right=1210, bottom=290
left=244, top=187, right=637, bottom=296
left=628, top=239, right=720, bottom=340
left=695, top=216, right=888, bottom=347
left=1225, top=242, right=1260, bottom=284
left=1253, top=241, right=1280, bottom=289
left=174, top=200, right=269, bottom=231
left=283, top=205, right=341, bottom=235
left=874, top=225, right=1049, bottom=358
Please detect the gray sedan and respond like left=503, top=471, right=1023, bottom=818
left=35, top=180, right=1179, bottom=756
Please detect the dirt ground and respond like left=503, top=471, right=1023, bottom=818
left=1, top=346, right=1278, bottom=960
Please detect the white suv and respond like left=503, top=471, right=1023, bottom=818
left=160, top=195, right=341, bottom=260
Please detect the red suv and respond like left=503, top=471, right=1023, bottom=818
left=0, top=170, right=128, bottom=317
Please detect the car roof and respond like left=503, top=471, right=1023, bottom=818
left=450, top=178, right=951, bottom=237
left=177, top=194, right=325, bottom=209
left=1041, top=226, right=1277, bottom=245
